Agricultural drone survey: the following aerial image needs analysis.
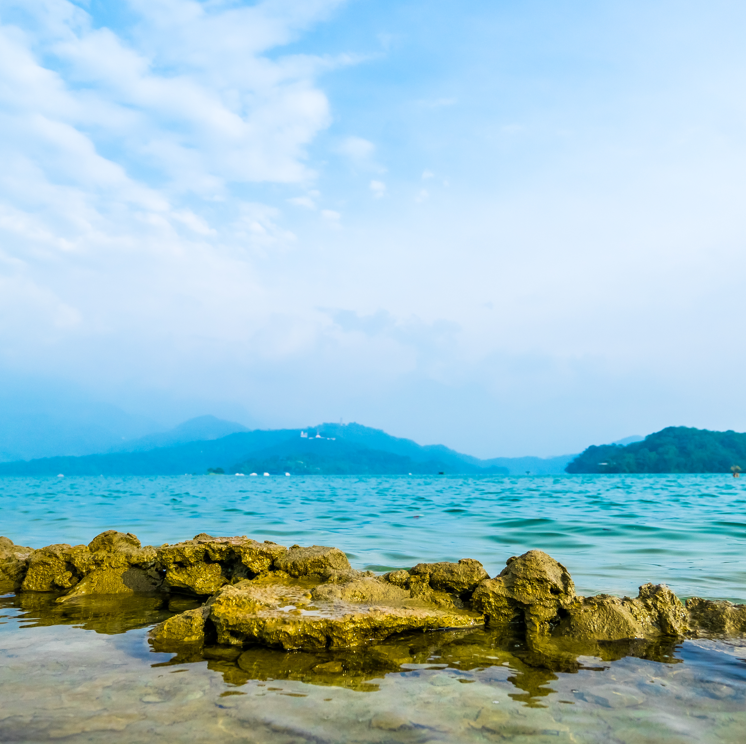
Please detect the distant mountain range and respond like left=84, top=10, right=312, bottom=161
left=0, top=420, right=576, bottom=476
left=566, top=427, right=746, bottom=473
left=107, top=415, right=249, bottom=453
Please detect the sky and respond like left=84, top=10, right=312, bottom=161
left=1, top=0, right=746, bottom=457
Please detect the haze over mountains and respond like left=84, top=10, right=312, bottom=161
left=0, top=418, right=576, bottom=476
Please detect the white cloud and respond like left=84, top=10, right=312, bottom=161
left=321, top=209, right=342, bottom=227
left=337, top=135, right=375, bottom=163
left=0, top=0, right=342, bottom=376
left=421, top=170, right=434, bottom=180
left=369, top=180, right=386, bottom=198
left=288, top=196, right=317, bottom=209
left=415, top=189, right=429, bottom=203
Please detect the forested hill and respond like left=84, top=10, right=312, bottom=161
left=566, top=427, right=746, bottom=473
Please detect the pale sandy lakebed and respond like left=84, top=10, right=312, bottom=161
left=1, top=474, right=745, bottom=742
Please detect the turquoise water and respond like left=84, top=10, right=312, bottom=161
left=2, top=474, right=745, bottom=601
left=2, top=474, right=746, bottom=742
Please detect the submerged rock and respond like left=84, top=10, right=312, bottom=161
left=0, top=537, right=34, bottom=593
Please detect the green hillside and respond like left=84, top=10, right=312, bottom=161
left=566, top=426, right=746, bottom=473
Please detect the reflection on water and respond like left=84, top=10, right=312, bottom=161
left=1, top=591, right=682, bottom=701
left=2, top=592, right=746, bottom=742
left=0, top=591, right=201, bottom=634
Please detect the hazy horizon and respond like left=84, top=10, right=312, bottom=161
left=2, top=1, right=745, bottom=458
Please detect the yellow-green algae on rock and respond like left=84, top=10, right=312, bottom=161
left=2, top=530, right=746, bottom=656
left=0, top=536, right=33, bottom=593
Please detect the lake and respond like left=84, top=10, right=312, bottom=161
left=1, top=474, right=745, bottom=742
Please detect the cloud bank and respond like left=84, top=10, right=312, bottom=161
left=2, top=0, right=746, bottom=457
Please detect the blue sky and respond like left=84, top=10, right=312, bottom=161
left=1, top=0, right=746, bottom=457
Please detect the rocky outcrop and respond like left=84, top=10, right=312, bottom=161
left=20, top=531, right=161, bottom=602
left=154, top=573, right=484, bottom=652
left=5, top=530, right=746, bottom=656
left=471, top=550, right=575, bottom=633
left=0, top=537, right=34, bottom=593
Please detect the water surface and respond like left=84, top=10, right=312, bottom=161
left=2, top=474, right=745, bottom=600
left=1, top=474, right=745, bottom=742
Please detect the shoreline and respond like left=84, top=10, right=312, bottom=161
left=3, top=531, right=745, bottom=658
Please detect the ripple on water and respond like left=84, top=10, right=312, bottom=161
left=1, top=473, right=745, bottom=601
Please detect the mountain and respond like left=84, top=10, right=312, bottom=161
left=231, top=424, right=509, bottom=475
left=0, top=394, right=161, bottom=463
left=108, top=415, right=249, bottom=453
left=0, top=422, right=512, bottom=476
left=566, top=427, right=746, bottom=473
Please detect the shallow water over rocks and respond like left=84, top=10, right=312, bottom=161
left=1, top=592, right=745, bottom=743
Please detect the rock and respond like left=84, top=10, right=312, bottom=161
left=578, top=685, right=645, bottom=708
left=313, top=661, right=344, bottom=674
left=370, top=712, right=410, bottom=731
left=163, top=563, right=226, bottom=596
left=156, top=535, right=287, bottom=595
left=56, top=567, right=162, bottom=603
left=203, top=645, right=242, bottom=661
left=88, top=531, right=141, bottom=553
left=687, top=597, right=746, bottom=635
left=384, top=569, right=410, bottom=588
left=10, top=532, right=746, bottom=656
left=471, top=550, right=575, bottom=633
left=383, top=559, right=489, bottom=608
left=409, top=559, right=489, bottom=597
left=22, top=544, right=92, bottom=592
left=553, top=594, right=645, bottom=641
left=311, top=576, right=410, bottom=604
left=204, top=577, right=484, bottom=650
left=150, top=605, right=211, bottom=647
left=636, top=583, right=688, bottom=636
left=22, top=532, right=159, bottom=598
left=273, top=545, right=351, bottom=578
left=0, top=536, right=34, bottom=592
left=553, top=584, right=688, bottom=641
